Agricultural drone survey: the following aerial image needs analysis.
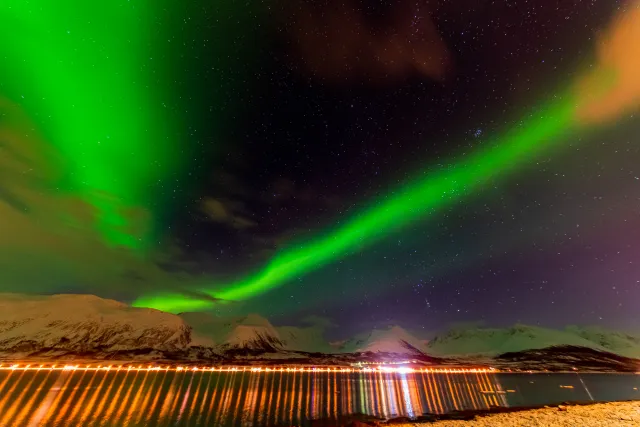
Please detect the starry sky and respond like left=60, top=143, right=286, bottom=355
left=1, top=0, right=639, bottom=334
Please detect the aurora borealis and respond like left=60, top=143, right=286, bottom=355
left=1, top=0, right=640, bottom=329
left=132, top=98, right=577, bottom=312
left=0, top=1, right=176, bottom=250
left=134, top=1, right=640, bottom=313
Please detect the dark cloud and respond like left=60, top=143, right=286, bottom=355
left=264, top=178, right=296, bottom=202
left=201, top=197, right=257, bottom=229
left=284, top=0, right=451, bottom=83
left=0, top=98, right=60, bottom=212
left=180, top=288, right=230, bottom=304
left=208, top=170, right=252, bottom=199
left=301, top=315, right=337, bottom=329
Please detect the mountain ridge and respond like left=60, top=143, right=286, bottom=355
left=0, top=293, right=191, bottom=356
left=1, top=294, right=639, bottom=371
left=427, top=323, right=640, bottom=359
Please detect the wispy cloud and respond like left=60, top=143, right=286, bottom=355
left=201, top=197, right=257, bottom=230
left=285, top=0, right=450, bottom=83
left=0, top=99, right=195, bottom=300
left=576, top=1, right=640, bottom=123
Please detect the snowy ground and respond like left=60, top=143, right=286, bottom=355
left=387, top=401, right=640, bottom=427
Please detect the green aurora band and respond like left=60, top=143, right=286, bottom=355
left=0, top=1, right=176, bottom=250
left=133, top=96, right=581, bottom=313
left=3, top=2, right=620, bottom=314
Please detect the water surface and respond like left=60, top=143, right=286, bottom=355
left=0, top=368, right=638, bottom=426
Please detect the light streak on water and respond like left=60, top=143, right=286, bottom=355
left=399, top=374, right=415, bottom=419
left=28, top=369, right=68, bottom=426
left=0, top=364, right=496, bottom=374
left=576, top=372, right=595, bottom=401
left=0, top=364, right=508, bottom=426
left=7, top=364, right=636, bottom=426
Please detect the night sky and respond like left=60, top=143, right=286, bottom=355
left=1, top=0, right=639, bottom=334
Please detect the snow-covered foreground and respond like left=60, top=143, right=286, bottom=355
left=389, top=401, right=640, bottom=427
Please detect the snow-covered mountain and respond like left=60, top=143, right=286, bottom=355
left=335, top=326, right=429, bottom=355
left=426, top=324, right=640, bottom=358
left=494, top=345, right=640, bottom=372
left=277, top=325, right=332, bottom=353
left=180, top=312, right=283, bottom=352
left=0, top=293, right=191, bottom=355
left=565, top=325, right=640, bottom=359
left=2, top=293, right=639, bottom=369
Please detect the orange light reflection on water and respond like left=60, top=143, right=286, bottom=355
left=0, top=364, right=508, bottom=426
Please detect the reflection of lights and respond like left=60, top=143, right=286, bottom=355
left=399, top=374, right=415, bottom=419
left=0, top=365, right=514, bottom=426
left=0, top=364, right=497, bottom=374
left=377, top=366, right=415, bottom=374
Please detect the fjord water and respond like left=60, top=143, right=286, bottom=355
left=0, top=369, right=638, bottom=426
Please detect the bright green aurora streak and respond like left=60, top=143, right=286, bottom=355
left=4, top=1, right=629, bottom=313
left=0, top=1, right=176, bottom=250
left=134, top=96, right=581, bottom=313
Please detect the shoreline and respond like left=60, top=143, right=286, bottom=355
left=1, top=361, right=639, bottom=374
left=0, top=360, right=638, bottom=374
left=389, top=401, right=640, bottom=426
left=312, top=401, right=640, bottom=426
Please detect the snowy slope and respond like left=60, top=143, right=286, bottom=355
left=277, top=325, right=332, bottom=353
left=565, top=326, right=640, bottom=359
left=0, top=293, right=191, bottom=353
left=427, top=324, right=613, bottom=357
left=180, top=312, right=283, bottom=352
left=336, top=326, right=429, bottom=354
left=494, top=345, right=640, bottom=372
left=178, top=312, right=222, bottom=348
left=3, top=292, right=638, bottom=366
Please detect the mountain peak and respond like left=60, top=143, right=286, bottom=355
left=0, top=293, right=191, bottom=356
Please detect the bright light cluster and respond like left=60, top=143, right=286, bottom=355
left=0, top=364, right=495, bottom=374
left=353, top=360, right=419, bottom=365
